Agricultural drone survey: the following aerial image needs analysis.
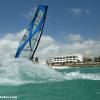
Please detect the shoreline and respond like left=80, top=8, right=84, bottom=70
left=49, top=63, right=100, bottom=68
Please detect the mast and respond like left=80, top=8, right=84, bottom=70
left=30, top=6, right=48, bottom=60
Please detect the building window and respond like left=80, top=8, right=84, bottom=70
left=69, top=56, right=72, bottom=58
left=73, top=56, right=76, bottom=58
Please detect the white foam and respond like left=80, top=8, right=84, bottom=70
left=0, top=60, right=100, bottom=86
left=64, top=71, right=100, bottom=80
left=0, top=33, right=100, bottom=86
left=51, top=66, right=70, bottom=69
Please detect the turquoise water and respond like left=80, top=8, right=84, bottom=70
left=0, top=80, right=100, bottom=100
left=0, top=61, right=100, bottom=100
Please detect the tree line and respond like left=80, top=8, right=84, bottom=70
left=83, top=56, right=100, bottom=63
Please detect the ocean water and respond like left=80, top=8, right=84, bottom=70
left=0, top=36, right=100, bottom=100
left=0, top=59, right=100, bottom=100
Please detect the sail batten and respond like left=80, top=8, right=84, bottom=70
left=15, top=5, right=48, bottom=59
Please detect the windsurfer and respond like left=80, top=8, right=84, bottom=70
left=35, top=57, right=39, bottom=63
left=30, top=56, right=39, bottom=63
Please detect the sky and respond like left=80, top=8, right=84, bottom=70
left=0, top=0, right=100, bottom=58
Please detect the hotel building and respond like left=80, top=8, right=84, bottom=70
left=51, top=54, right=83, bottom=65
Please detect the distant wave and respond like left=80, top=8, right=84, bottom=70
left=64, top=71, right=100, bottom=80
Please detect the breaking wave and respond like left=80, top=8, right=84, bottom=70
left=64, top=71, right=100, bottom=80
left=0, top=33, right=100, bottom=86
left=0, top=58, right=100, bottom=86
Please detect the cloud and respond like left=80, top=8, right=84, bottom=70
left=66, top=33, right=83, bottom=42
left=22, top=6, right=37, bottom=19
left=68, top=8, right=90, bottom=16
left=84, top=8, right=90, bottom=15
left=0, top=30, right=100, bottom=63
left=36, top=34, right=100, bottom=59
left=68, top=8, right=82, bottom=16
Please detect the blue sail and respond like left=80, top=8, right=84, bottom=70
left=15, top=5, right=48, bottom=59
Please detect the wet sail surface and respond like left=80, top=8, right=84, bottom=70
left=15, top=5, right=48, bottom=59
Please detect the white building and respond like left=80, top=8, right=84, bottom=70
left=51, top=54, right=83, bottom=64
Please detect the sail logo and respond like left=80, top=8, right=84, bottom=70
left=35, top=10, right=43, bottom=26
left=32, top=10, right=43, bottom=33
